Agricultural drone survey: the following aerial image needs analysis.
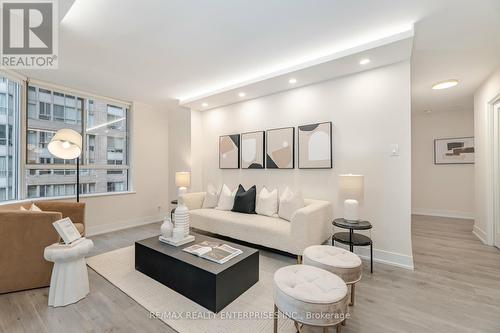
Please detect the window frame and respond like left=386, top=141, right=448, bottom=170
left=0, top=73, right=133, bottom=203
left=24, top=83, right=132, bottom=199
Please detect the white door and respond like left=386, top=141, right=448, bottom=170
left=496, top=101, right=500, bottom=249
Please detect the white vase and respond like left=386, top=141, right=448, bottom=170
left=160, top=217, right=174, bottom=238
left=174, top=204, right=190, bottom=237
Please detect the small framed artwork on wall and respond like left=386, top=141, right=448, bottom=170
left=298, top=121, right=332, bottom=169
left=241, top=131, right=265, bottom=169
left=219, top=134, right=240, bottom=169
left=266, top=127, right=294, bottom=169
left=434, top=137, right=474, bottom=164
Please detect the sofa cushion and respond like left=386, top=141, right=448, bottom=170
left=215, top=184, right=236, bottom=211
left=232, top=184, right=256, bottom=214
left=202, top=183, right=219, bottom=208
left=256, top=187, right=278, bottom=217
left=278, top=187, right=304, bottom=221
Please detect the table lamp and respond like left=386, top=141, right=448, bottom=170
left=339, top=174, right=364, bottom=222
left=48, top=129, right=83, bottom=202
left=175, top=171, right=191, bottom=197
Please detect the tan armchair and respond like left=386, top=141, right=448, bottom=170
left=0, top=200, right=86, bottom=294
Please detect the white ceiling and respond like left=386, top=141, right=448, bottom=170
left=411, top=0, right=500, bottom=114
left=182, top=31, right=414, bottom=111
left=21, top=0, right=500, bottom=113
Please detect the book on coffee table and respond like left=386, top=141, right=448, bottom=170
left=183, top=241, right=243, bottom=264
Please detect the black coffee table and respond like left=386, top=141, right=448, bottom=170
left=135, top=231, right=259, bottom=313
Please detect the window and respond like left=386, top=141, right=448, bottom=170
left=0, top=125, right=6, bottom=145
left=107, top=181, right=125, bottom=192
left=25, top=85, right=130, bottom=199
left=0, top=77, right=20, bottom=202
left=0, top=156, right=6, bottom=177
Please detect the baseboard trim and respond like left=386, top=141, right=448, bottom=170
left=333, top=242, right=414, bottom=270
left=412, top=209, right=474, bottom=220
left=86, top=215, right=163, bottom=236
left=472, top=225, right=488, bottom=244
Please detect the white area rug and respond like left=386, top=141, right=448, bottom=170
left=87, top=246, right=302, bottom=333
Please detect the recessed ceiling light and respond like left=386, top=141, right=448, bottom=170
left=201, top=102, right=209, bottom=107
left=289, top=78, right=297, bottom=84
left=432, top=79, right=458, bottom=90
left=238, top=92, right=246, bottom=97
left=359, top=58, right=370, bottom=65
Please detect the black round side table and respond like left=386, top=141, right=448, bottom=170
left=332, top=218, right=373, bottom=273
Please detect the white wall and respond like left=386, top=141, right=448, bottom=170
left=411, top=110, right=475, bottom=219
left=85, top=101, right=170, bottom=235
left=168, top=105, right=191, bottom=207
left=193, top=61, right=414, bottom=269
left=473, top=67, right=500, bottom=244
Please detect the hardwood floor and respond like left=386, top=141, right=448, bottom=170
left=1, top=216, right=499, bottom=333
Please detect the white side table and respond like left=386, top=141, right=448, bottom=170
left=44, top=238, right=94, bottom=307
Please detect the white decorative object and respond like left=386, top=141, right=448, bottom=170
left=159, top=234, right=195, bottom=246
left=215, top=184, right=236, bottom=211
left=278, top=187, right=304, bottom=221
left=160, top=172, right=195, bottom=246
left=172, top=227, right=185, bottom=240
left=43, top=238, right=94, bottom=307
left=256, top=187, right=278, bottom=217
left=160, top=217, right=174, bottom=238
left=339, top=174, right=364, bottom=222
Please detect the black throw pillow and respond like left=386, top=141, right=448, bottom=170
left=232, top=184, right=257, bottom=214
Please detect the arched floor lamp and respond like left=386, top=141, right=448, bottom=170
left=48, top=129, right=83, bottom=202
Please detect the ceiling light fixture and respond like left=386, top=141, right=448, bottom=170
left=359, top=58, right=370, bottom=65
left=289, top=78, right=297, bottom=84
left=238, top=92, right=246, bottom=97
left=201, top=102, right=209, bottom=107
left=432, top=79, right=458, bottom=90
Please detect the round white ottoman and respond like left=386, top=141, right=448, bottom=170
left=44, top=238, right=94, bottom=307
left=273, top=264, right=348, bottom=333
left=303, top=245, right=362, bottom=306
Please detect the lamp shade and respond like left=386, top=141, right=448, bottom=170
left=48, top=129, right=82, bottom=159
left=175, top=172, right=191, bottom=188
left=339, top=174, right=364, bottom=200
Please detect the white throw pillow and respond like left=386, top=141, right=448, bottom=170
left=20, top=204, right=42, bottom=212
left=278, top=187, right=304, bottom=221
left=215, top=184, right=236, bottom=211
left=256, top=187, right=278, bottom=217
left=202, top=183, right=219, bottom=208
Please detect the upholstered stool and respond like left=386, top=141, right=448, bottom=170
left=303, top=245, right=362, bottom=306
left=273, top=264, right=348, bottom=333
left=44, top=238, right=94, bottom=307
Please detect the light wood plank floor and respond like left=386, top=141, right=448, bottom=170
left=1, top=215, right=499, bottom=333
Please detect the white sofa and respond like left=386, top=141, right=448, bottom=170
left=180, top=192, right=333, bottom=257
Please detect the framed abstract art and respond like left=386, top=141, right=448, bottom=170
left=219, top=134, right=240, bottom=169
left=241, top=131, right=265, bottom=169
left=434, top=137, right=474, bottom=164
left=266, top=127, right=294, bottom=169
left=298, top=122, right=332, bottom=169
